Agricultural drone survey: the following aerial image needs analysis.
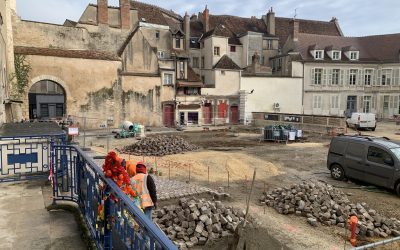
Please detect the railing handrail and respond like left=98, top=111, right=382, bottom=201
left=60, top=145, right=178, bottom=250
left=0, top=133, right=66, bottom=140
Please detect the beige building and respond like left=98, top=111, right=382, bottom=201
left=12, top=0, right=185, bottom=128
left=0, top=0, right=16, bottom=124
left=272, top=19, right=400, bottom=119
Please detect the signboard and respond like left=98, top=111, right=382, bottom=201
left=68, top=127, right=79, bottom=136
left=264, top=114, right=279, bottom=121
left=283, top=115, right=301, bottom=123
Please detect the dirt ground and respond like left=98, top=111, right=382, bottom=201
left=85, top=121, right=400, bottom=249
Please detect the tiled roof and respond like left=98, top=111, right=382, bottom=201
left=131, top=1, right=182, bottom=25
left=275, top=17, right=342, bottom=47
left=200, top=24, right=242, bottom=46
left=14, top=46, right=121, bottom=61
left=213, top=55, right=241, bottom=70
left=209, top=15, right=268, bottom=35
left=294, top=33, right=400, bottom=62
left=187, top=66, right=202, bottom=82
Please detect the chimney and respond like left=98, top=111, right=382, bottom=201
left=202, top=5, right=210, bottom=32
left=120, top=0, right=131, bottom=30
left=97, top=0, right=108, bottom=26
left=251, top=52, right=261, bottom=74
left=290, top=19, right=299, bottom=42
left=184, top=12, right=191, bottom=52
left=266, top=7, right=275, bottom=35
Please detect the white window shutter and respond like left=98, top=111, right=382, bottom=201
left=371, top=96, right=375, bottom=109
left=346, top=69, right=350, bottom=85
left=371, top=69, right=375, bottom=85
left=359, top=96, right=364, bottom=111
left=394, top=96, right=399, bottom=112
left=319, top=96, right=322, bottom=108
left=390, top=96, right=394, bottom=109
left=328, top=69, right=332, bottom=85
left=377, top=69, right=382, bottom=86
left=311, top=68, right=315, bottom=84
left=393, top=68, right=400, bottom=86
left=322, top=69, right=327, bottom=85
left=340, top=69, right=344, bottom=85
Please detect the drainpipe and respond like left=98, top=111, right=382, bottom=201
left=302, top=61, right=305, bottom=114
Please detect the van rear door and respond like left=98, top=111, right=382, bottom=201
left=344, top=141, right=367, bottom=180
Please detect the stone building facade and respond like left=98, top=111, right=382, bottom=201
left=0, top=0, right=16, bottom=124
left=272, top=19, right=400, bottom=119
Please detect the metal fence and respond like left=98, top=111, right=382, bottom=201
left=52, top=145, right=177, bottom=250
left=0, top=134, right=65, bottom=182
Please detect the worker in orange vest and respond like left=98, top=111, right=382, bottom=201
left=133, top=162, right=157, bottom=220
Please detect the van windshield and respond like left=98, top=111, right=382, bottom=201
left=390, top=148, right=400, bottom=160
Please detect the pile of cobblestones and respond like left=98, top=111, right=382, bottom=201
left=154, top=198, right=247, bottom=249
left=260, top=181, right=400, bottom=238
left=120, top=135, right=199, bottom=156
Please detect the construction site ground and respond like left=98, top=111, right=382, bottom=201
left=82, top=121, right=400, bottom=249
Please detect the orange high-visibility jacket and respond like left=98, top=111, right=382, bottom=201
left=133, top=173, right=154, bottom=209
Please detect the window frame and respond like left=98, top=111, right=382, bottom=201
left=381, top=69, right=392, bottom=86
left=175, top=38, right=181, bottom=49
left=192, top=57, right=199, bottom=68
left=364, top=69, right=373, bottom=86
left=163, top=73, right=174, bottom=86
left=314, top=68, right=323, bottom=85
left=367, top=146, right=394, bottom=166
left=350, top=51, right=359, bottom=60
left=332, top=69, right=340, bottom=85
left=214, top=46, right=220, bottom=56
left=230, top=46, right=236, bottom=52
left=267, top=40, right=273, bottom=50
left=155, top=30, right=160, bottom=39
left=332, top=51, right=341, bottom=60
left=349, top=69, right=358, bottom=85
left=315, top=50, right=324, bottom=60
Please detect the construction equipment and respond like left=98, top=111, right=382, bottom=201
left=114, top=121, right=139, bottom=139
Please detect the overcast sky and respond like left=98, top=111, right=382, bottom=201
left=16, top=0, right=400, bottom=37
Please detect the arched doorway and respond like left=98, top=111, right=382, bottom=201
left=28, top=80, right=66, bottom=120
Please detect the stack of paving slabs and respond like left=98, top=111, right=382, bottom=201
left=260, top=181, right=400, bottom=238
left=154, top=198, right=249, bottom=249
left=120, top=135, right=199, bottom=156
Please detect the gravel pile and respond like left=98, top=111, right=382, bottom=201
left=260, top=181, right=400, bottom=238
left=154, top=198, right=248, bottom=249
left=119, top=135, right=199, bottom=156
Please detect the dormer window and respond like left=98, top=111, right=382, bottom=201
left=315, top=50, right=324, bottom=60
left=175, top=38, right=181, bottom=49
left=332, top=51, right=341, bottom=60
left=157, top=51, right=165, bottom=59
left=350, top=51, right=359, bottom=60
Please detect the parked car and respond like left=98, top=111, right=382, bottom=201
left=327, top=135, right=400, bottom=196
left=346, top=112, right=376, bottom=130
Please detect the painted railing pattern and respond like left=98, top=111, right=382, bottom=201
left=52, top=145, right=177, bottom=250
left=0, top=134, right=65, bottom=182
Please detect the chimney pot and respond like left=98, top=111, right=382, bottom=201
left=203, top=5, right=210, bottom=32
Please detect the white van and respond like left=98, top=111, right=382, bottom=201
left=346, top=113, right=376, bottom=130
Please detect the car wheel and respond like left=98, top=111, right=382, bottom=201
left=396, top=182, right=400, bottom=197
left=115, top=134, right=121, bottom=139
left=371, top=127, right=376, bottom=131
left=330, top=164, right=345, bottom=181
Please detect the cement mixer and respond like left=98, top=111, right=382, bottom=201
left=115, top=121, right=139, bottom=139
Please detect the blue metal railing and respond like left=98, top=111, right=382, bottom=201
left=52, top=145, right=177, bottom=250
left=0, top=134, right=65, bottom=182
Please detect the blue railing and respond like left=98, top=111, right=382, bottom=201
left=52, top=145, right=177, bottom=250
left=0, top=134, right=65, bottom=182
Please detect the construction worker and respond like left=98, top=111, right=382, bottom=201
left=126, top=160, right=141, bottom=209
left=133, top=162, right=157, bottom=220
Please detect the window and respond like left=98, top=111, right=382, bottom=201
left=313, top=68, right=323, bottom=85
left=383, top=95, right=390, bottom=112
left=163, top=73, right=173, bottom=85
left=192, top=57, right=199, bottom=68
left=315, top=50, right=323, bottom=59
left=221, top=71, right=225, bottom=75
left=347, top=142, right=365, bottom=157
left=201, top=57, right=205, bottom=68
left=175, top=38, right=181, bottom=48
left=184, top=87, right=199, bottom=95
left=364, top=69, right=373, bottom=85
left=267, top=40, right=273, bottom=50
left=40, top=104, right=49, bottom=117
left=179, top=61, right=185, bottom=78
left=277, top=58, right=282, bottom=71
left=349, top=69, right=358, bottom=85
left=381, top=69, right=392, bottom=85
left=157, top=51, right=165, bottom=59
left=230, top=46, right=236, bottom=52
left=313, top=95, right=322, bottom=109
left=368, top=146, right=394, bottom=166
left=155, top=31, right=160, bottom=39
left=332, top=51, right=340, bottom=60
left=201, top=76, right=205, bottom=84
left=214, top=47, right=220, bottom=56
left=363, top=96, right=372, bottom=113
left=332, top=69, right=340, bottom=85
left=331, top=95, right=339, bottom=109
left=350, top=52, right=359, bottom=60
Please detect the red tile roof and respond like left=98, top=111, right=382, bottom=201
left=14, top=46, right=121, bottom=61
left=294, top=33, right=400, bottom=62
left=131, top=1, right=182, bottom=26
left=187, top=66, right=202, bottom=82
left=214, top=55, right=241, bottom=70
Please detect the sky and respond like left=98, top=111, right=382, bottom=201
left=16, top=0, right=400, bottom=37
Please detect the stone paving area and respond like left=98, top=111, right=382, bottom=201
left=0, top=180, right=85, bottom=250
